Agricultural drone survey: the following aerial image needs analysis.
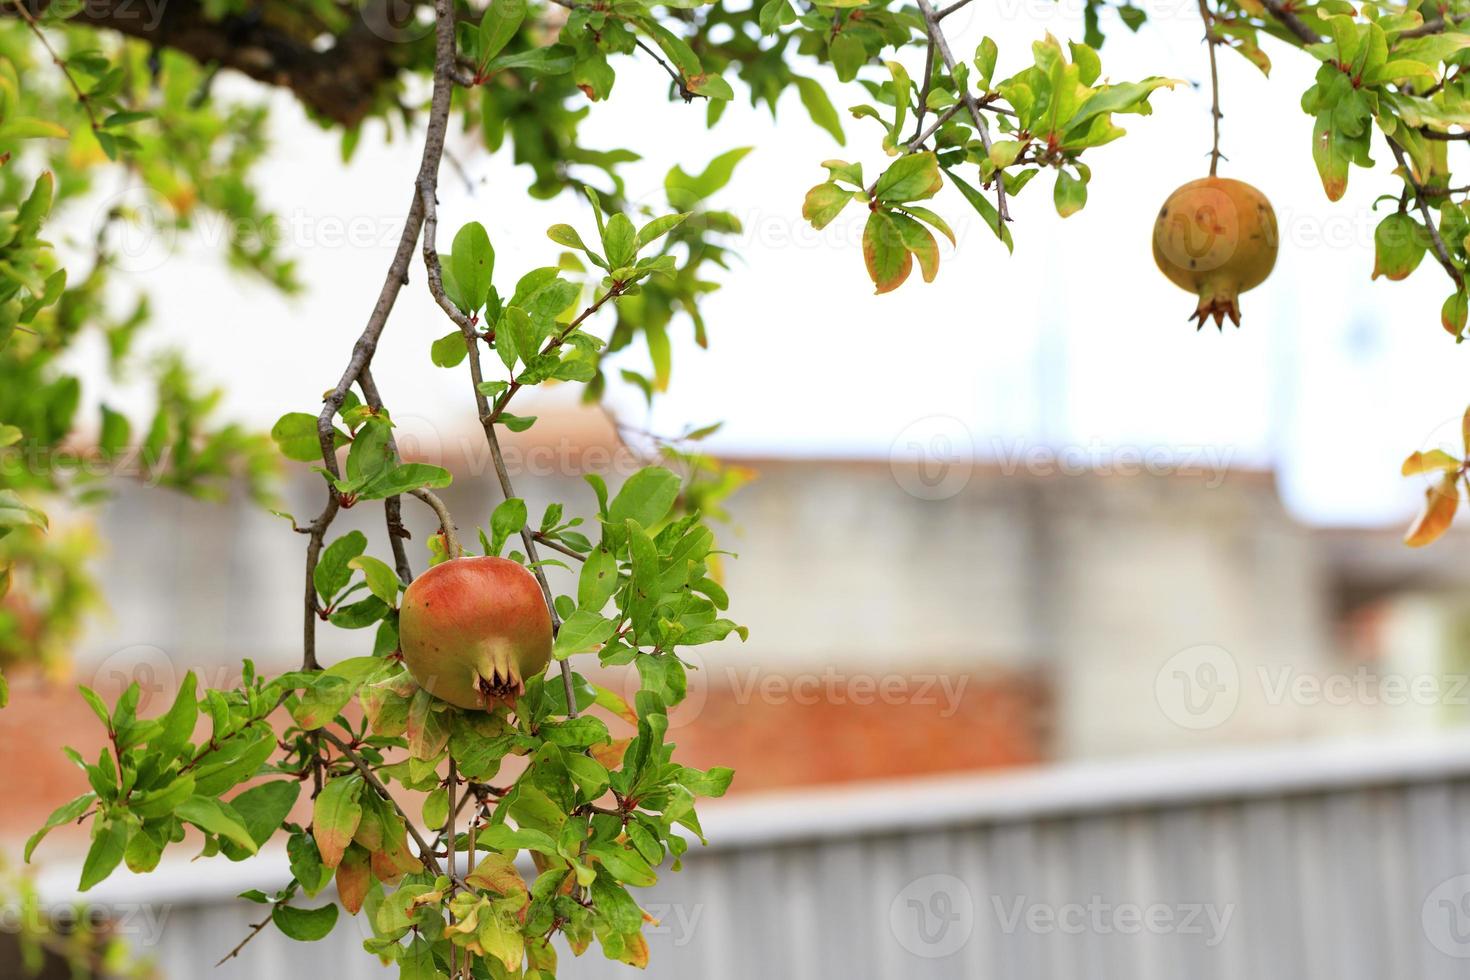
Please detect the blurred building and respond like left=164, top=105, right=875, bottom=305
left=5, top=410, right=1470, bottom=854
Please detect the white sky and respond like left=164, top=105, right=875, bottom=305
left=59, top=0, right=1470, bottom=528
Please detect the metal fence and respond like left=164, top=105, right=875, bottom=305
left=40, top=734, right=1470, bottom=979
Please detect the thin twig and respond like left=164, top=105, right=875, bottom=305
left=906, top=102, right=964, bottom=153
left=634, top=36, right=698, bottom=101
left=532, top=531, right=587, bottom=562
left=301, top=495, right=340, bottom=671
left=358, top=366, right=414, bottom=584
left=319, top=729, right=444, bottom=875
left=1401, top=12, right=1470, bottom=38
left=416, top=175, right=590, bottom=718
left=408, top=487, right=461, bottom=557
left=214, top=914, right=272, bottom=967
left=1198, top=0, right=1223, bottom=176
left=486, top=286, right=624, bottom=423
left=446, top=756, right=458, bottom=978
left=913, top=0, right=1008, bottom=221
left=1258, top=0, right=1321, bottom=44
left=9, top=0, right=100, bottom=130
left=1388, top=137, right=1464, bottom=290
left=936, top=0, right=978, bottom=19
left=909, top=39, right=937, bottom=146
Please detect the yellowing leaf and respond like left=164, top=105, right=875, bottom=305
left=863, top=210, right=912, bottom=294
left=466, top=852, right=528, bottom=897
left=336, top=844, right=372, bottom=914
left=1402, top=449, right=1461, bottom=476
left=312, top=774, right=363, bottom=869
left=1405, top=471, right=1460, bottom=547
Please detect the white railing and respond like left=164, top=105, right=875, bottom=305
left=34, top=733, right=1470, bottom=979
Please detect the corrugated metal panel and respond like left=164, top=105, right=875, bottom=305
left=47, top=740, right=1470, bottom=979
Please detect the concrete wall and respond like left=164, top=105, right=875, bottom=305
left=73, top=444, right=1352, bottom=762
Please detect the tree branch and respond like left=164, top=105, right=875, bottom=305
left=407, top=487, right=461, bottom=558
left=1258, top=0, right=1322, bottom=44
left=319, top=728, right=444, bottom=875
left=302, top=0, right=459, bottom=676
left=357, top=367, right=414, bottom=584
left=3, top=0, right=407, bottom=127
left=633, top=36, right=698, bottom=102
left=417, top=197, right=581, bottom=715
left=1388, top=137, right=1464, bottom=290
left=913, top=0, right=1008, bottom=221
left=8, top=0, right=98, bottom=130
left=1199, top=0, right=1224, bottom=176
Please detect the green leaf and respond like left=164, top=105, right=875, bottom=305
left=553, top=609, right=618, bottom=659
left=0, top=490, right=48, bottom=533
left=293, top=657, right=386, bottom=728
left=874, top=152, right=943, bottom=204
left=602, top=213, right=638, bottom=269
left=478, top=0, right=526, bottom=63
left=421, top=788, right=449, bottom=831
left=609, top=467, right=680, bottom=530
left=829, top=33, right=866, bottom=83
left=1372, top=211, right=1428, bottom=281
left=944, top=167, right=1013, bottom=253
left=898, top=205, right=956, bottom=245
left=176, top=796, right=258, bottom=853
left=474, top=824, right=560, bottom=855
left=315, top=531, right=367, bottom=602
left=152, top=671, right=198, bottom=758
left=1053, top=169, right=1088, bottom=218
left=490, top=497, right=527, bottom=556
left=271, top=413, right=347, bottom=463
left=430, top=331, right=468, bottom=368
left=350, top=555, right=401, bottom=607
left=78, top=685, right=110, bottom=729
left=548, top=223, right=591, bottom=252
left=502, top=306, right=539, bottom=370
left=975, top=36, right=998, bottom=87
left=229, top=781, right=302, bottom=848
left=26, top=793, right=95, bottom=863
left=272, top=903, right=339, bottom=942
left=451, top=222, right=495, bottom=314
left=500, top=413, right=537, bottom=433
left=578, top=547, right=619, bottom=611
left=0, top=117, right=68, bottom=140
left=679, top=765, right=735, bottom=796
left=78, top=819, right=129, bottom=891
left=98, top=404, right=130, bottom=456
left=358, top=464, right=453, bottom=501
left=487, top=46, right=575, bottom=75
left=793, top=76, right=845, bottom=144
left=636, top=213, right=689, bottom=251
left=589, top=842, right=657, bottom=887
left=665, top=147, right=753, bottom=210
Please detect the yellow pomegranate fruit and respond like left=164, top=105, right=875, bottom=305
left=1152, top=176, right=1278, bottom=330
left=398, top=556, right=552, bottom=711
